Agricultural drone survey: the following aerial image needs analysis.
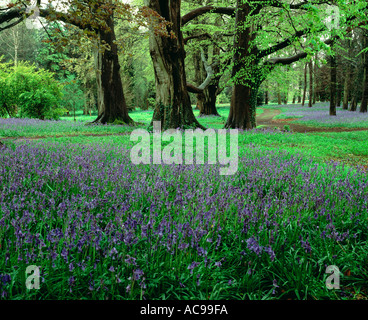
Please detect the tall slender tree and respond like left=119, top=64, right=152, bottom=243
left=308, top=60, right=313, bottom=107
left=330, top=54, right=337, bottom=116
left=360, top=30, right=368, bottom=113
left=302, top=63, right=307, bottom=106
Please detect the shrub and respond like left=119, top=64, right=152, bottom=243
left=0, top=59, right=17, bottom=117
left=147, top=97, right=156, bottom=110
left=0, top=60, right=64, bottom=120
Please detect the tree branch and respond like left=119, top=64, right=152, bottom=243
left=186, top=48, right=216, bottom=93
left=258, top=13, right=367, bottom=60
left=0, top=7, right=23, bottom=27
left=268, top=0, right=332, bottom=10
left=181, top=6, right=235, bottom=26
left=0, top=16, right=23, bottom=32
left=0, top=6, right=95, bottom=32
left=257, top=28, right=310, bottom=59
left=264, top=20, right=368, bottom=67
left=183, top=33, right=211, bottom=44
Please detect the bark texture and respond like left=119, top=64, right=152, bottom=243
left=225, top=1, right=259, bottom=129
left=148, top=0, right=203, bottom=130
left=93, top=15, right=133, bottom=124
left=197, top=47, right=221, bottom=117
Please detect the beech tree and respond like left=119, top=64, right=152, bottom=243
left=2, top=0, right=367, bottom=129
left=144, top=1, right=235, bottom=129
left=0, top=0, right=136, bottom=124
left=308, top=60, right=313, bottom=107
left=302, top=63, right=307, bottom=106
left=360, top=30, right=368, bottom=113
left=330, top=53, right=337, bottom=115
left=183, top=4, right=235, bottom=117
left=224, top=0, right=368, bottom=129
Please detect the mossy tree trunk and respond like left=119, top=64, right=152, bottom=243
left=92, top=15, right=133, bottom=125
left=148, top=0, right=204, bottom=130
left=225, top=0, right=260, bottom=129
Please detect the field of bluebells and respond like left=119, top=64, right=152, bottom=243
left=273, top=103, right=368, bottom=128
left=1, top=130, right=368, bottom=300
left=0, top=118, right=132, bottom=138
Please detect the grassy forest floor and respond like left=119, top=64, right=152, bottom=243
left=1, top=102, right=368, bottom=300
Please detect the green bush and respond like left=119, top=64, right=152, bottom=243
left=0, top=59, right=17, bottom=117
left=147, top=97, right=156, bottom=110
left=0, top=60, right=64, bottom=120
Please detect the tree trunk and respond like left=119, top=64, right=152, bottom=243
left=277, top=90, right=282, bottom=105
left=302, top=63, right=307, bottom=106
left=195, top=94, right=203, bottom=111
left=199, top=84, right=220, bottom=116
left=308, top=60, right=313, bottom=107
left=265, top=90, right=269, bottom=104
left=148, top=0, right=203, bottom=130
left=196, top=47, right=220, bottom=116
left=226, top=84, right=255, bottom=129
left=12, top=28, right=19, bottom=67
left=349, top=96, right=357, bottom=111
left=330, top=55, right=337, bottom=116
left=297, top=72, right=302, bottom=103
left=313, top=54, right=317, bottom=104
left=193, top=49, right=203, bottom=111
left=92, top=15, right=133, bottom=125
left=360, top=32, right=368, bottom=113
left=342, top=70, right=351, bottom=110
left=336, top=82, right=342, bottom=107
left=335, top=54, right=341, bottom=107
left=225, top=0, right=259, bottom=129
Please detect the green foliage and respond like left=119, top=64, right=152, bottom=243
left=147, top=97, right=156, bottom=110
left=0, top=58, right=17, bottom=117
left=19, top=89, right=60, bottom=120
left=35, top=23, right=73, bottom=80
left=59, top=75, right=85, bottom=113
left=0, top=60, right=64, bottom=120
left=257, top=88, right=265, bottom=106
left=216, top=90, right=231, bottom=104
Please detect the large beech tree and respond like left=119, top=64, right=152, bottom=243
left=0, top=0, right=134, bottom=124
left=145, top=2, right=234, bottom=129
left=183, top=12, right=233, bottom=117
left=2, top=0, right=367, bottom=129
left=146, top=0, right=366, bottom=129
left=145, top=0, right=203, bottom=129
left=224, top=0, right=368, bottom=129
